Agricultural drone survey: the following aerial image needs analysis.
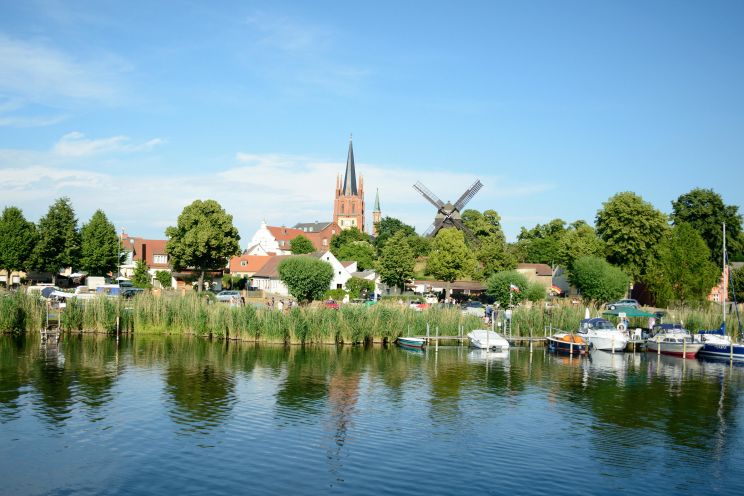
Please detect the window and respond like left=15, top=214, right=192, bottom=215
left=322, top=239, right=328, bottom=246
left=279, top=240, right=285, bottom=246
left=241, top=261, right=247, bottom=267
left=341, top=204, right=345, bottom=214
left=352, top=204, right=356, bottom=214
left=337, top=284, right=342, bottom=289
left=154, top=254, right=168, bottom=264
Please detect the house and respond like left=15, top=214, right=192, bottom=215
left=251, top=251, right=353, bottom=296
left=120, top=234, right=173, bottom=287
left=228, top=254, right=270, bottom=278
left=245, top=221, right=341, bottom=256
left=408, top=280, right=487, bottom=299
left=516, top=263, right=553, bottom=290
left=0, top=270, right=24, bottom=287
left=708, top=262, right=741, bottom=303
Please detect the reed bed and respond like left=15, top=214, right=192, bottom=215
left=2, top=290, right=742, bottom=342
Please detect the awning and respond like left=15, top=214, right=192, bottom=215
left=602, top=307, right=657, bottom=318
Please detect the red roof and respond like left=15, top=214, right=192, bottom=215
left=123, top=236, right=170, bottom=269
left=266, top=223, right=341, bottom=252
left=229, top=255, right=270, bottom=274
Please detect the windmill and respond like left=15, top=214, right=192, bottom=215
left=413, top=179, right=483, bottom=239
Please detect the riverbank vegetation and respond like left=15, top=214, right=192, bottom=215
left=2, top=291, right=741, bottom=342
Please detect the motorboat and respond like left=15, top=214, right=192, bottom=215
left=697, top=324, right=744, bottom=361
left=646, top=326, right=703, bottom=359
left=546, top=332, right=588, bottom=355
left=397, top=336, right=426, bottom=349
left=577, top=317, right=628, bottom=352
left=467, top=329, right=510, bottom=351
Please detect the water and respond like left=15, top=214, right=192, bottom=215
left=1, top=335, right=744, bottom=495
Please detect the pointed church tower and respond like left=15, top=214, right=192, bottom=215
left=372, top=188, right=381, bottom=236
left=333, top=136, right=365, bottom=232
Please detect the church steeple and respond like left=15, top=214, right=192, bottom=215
left=373, top=188, right=381, bottom=212
left=342, top=135, right=357, bottom=196
left=372, top=188, right=381, bottom=236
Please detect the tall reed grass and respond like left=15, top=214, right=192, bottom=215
left=2, top=290, right=742, bottom=343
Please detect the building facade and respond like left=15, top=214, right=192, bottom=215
left=333, top=138, right=365, bottom=232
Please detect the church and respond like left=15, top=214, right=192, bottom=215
left=333, top=137, right=381, bottom=235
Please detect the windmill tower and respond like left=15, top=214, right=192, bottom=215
left=413, top=179, right=483, bottom=240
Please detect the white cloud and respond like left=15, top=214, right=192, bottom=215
left=52, top=132, right=163, bottom=157
left=0, top=114, right=68, bottom=127
left=0, top=149, right=554, bottom=243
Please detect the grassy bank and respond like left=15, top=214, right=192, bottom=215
left=2, top=290, right=741, bottom=343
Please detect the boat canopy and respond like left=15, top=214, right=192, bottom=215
left=580, top=318, right=615, bottom=330
left=699, top=323, right=726, bottom=336
left=602, top=307, right=656, bottom=318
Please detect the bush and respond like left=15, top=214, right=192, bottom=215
left=486, top=270, right=529, bottom=308
left=569, top=256, right=628, bottom=304
left=278, top=256, right=334, bottom=304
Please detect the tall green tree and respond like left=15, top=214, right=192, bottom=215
left=671, top=188, right=742, bottom=264
left=644, top=223, right=721, bottom=307
left=595, top=192, right=668, bottom=282
left=30, top=197, right=80, bottom=283
left=729, top=265, right=744, bottom=304
left=278, top=256, right=334, bottom=304
left=426, top=228, right=476, bottom=284
left=165, top=200, right=241, bottom=291
left=568, top=256, right=629, bottom=304
left=345, top=277, right=375, bottom=299
left=462, top=209, right=506, bottom=244
left=374, top=217, right=416, bottom=251
left=337, top=241, right=376, bottom=271
left=486, top=270, right=529, bottom=308
left=515, top=218, right=566, bottom=265
left=330, top=227, right=369, bottom=255
left=290, top=235, right=315, bottom=254
left=376, top=231, right=415, bottom=291
left=79, top=210, right=119, bottom=276
left=473, top=238, right=517, bottom=280
left=557, top=220, right=605, bottom=272
left=132, top=260, right=151, bottom=288
left=0, top=207, right=36, bottom=286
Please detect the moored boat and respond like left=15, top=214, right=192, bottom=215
left=397, top=336, right=426, bottom=349
left=547, top=332, right=588, bottom=355
left=467, top=329, right=510, bottom=351
left=577, top=317, right=628, bottom=352
left=646, top=327, right=702, bottom=359
left=697, top=325, right=744, bottom=361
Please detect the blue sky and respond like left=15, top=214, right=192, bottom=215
left=1, top=0, right=742, bottom=244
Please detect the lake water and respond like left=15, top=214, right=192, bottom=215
left=1, top=334, right=743, bottom=495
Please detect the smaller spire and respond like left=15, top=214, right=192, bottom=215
left=374, top=188, right=381, bottom=212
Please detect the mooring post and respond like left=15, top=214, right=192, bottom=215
left=435, top=326, right=439, bottom=353
left=683, top=338, right=687, bottom=358
left=612, top=335, right=615, bottom=355
left=657, top=337, right=661, bottom=355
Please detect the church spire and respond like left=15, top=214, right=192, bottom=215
left=342, top=134, right=357, bottom=196
left=374, top=188, right=380, bottom=212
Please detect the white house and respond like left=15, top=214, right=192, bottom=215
left=251, top=251, right=353, bottom=297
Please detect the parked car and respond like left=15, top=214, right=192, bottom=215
left=216, top=290, right=243, bottom=305
left=462, top=300, right=484, bottom=316
left=607, top=299, right=639, bottom=310
left=324, top=299, right=340, bottom=310
left=121, top=287, right=145, bottom=299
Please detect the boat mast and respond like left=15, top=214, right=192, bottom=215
left=723, top=222, right=727, bottom=326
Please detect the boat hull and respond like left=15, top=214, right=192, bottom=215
left=547, top=336, right=587, bottom=355
left=397, top=337, right=426, bottom=349
left=586, top=335, right=629, bottom=352
left=646, top=340, right=703, bottom=359
left=467, top=330, right=510, bottom=350
left=698, top=343, right=744, bottom=361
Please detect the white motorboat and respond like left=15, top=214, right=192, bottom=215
left=467, top=329, right=510, bottom=351
left=646, top=326, right=703, bottom=359
left=577, top=317, right=628, bottom=352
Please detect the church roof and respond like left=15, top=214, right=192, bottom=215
left=342, top=137, right=357, bottom=196
left=293, top=221, right=333, bottom=233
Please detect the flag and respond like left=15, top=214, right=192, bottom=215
left=509, top=284, right=520, bottom=293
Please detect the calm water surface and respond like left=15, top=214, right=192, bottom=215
left=1, top=334, right=744, bottom=495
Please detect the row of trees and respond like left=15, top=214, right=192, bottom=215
left=0, top=198, right=120, bottom=285
left=319, top=188, right=741, bottom=307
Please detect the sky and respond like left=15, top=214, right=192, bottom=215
left=1, top=0, right=743, bottom=245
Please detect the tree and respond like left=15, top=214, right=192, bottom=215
left=0, top=207, right=36, bottom=286
left=337, top=241, right=376, bottom=271
left=595, top=192, right=668, bottom=282
left=30, top=197, right=80, bottom=284
left=671, top=188, right=742, bottom=264
left=486, top=270, right=529, bottom=308
left=278, top=256, right=334, bottom=304
left=556, top=220, right=605, bottom=272
left=644, top=223, right=720, bottom=307
left=426, top=229, right=476, bottom=284
left=515, top=218, right=566, bottom=265
left=132, top=260, right=151, bottom=288
left=376, top=231, right=415, bottom=291
left=165, top=200, right=241, bottom=291
left=525, top=282, right=547, bottom=303
left=330, top=227, right=369, bottom=255
left=730, top=265, right=744, bottom=304
left=473, top=238, right=517, bottom=280
left=568, top=256, right=629, bottom=304
left=462, top=209, right=506, bottom=245
left=290, top=235, right=315, bottom=254
left=345, top=277, right=375, bottom=299
left=374, top=217, right=416, bottom=251
left=79, top=210, right=119, bottom=276
left=155, top=270, right=173, bottom=289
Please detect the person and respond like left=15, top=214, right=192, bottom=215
left=485, top=304, right=493, bottom=324
left=277, top=299, right=284, bottom=312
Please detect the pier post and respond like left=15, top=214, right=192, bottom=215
left=612, top=335, right=615, bottom=355
left=683, top=338, right=687, bottom=358
left=657, top=338, right=661, bottom=355
left=435, top=326, right=439, bottom=353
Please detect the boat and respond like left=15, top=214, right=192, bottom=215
left=546, top=332, right=588, bottom=355
left=697, top=223, right=744, bottom=360
left=646, top=326, right=703, bottom=358
left=577, top=317, right=629, bottom=352
left=467, top=329, right=510, bottom=351
left=697, top=324, right=744, bottom=361
left=397, top=336, right=426, bottom=349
